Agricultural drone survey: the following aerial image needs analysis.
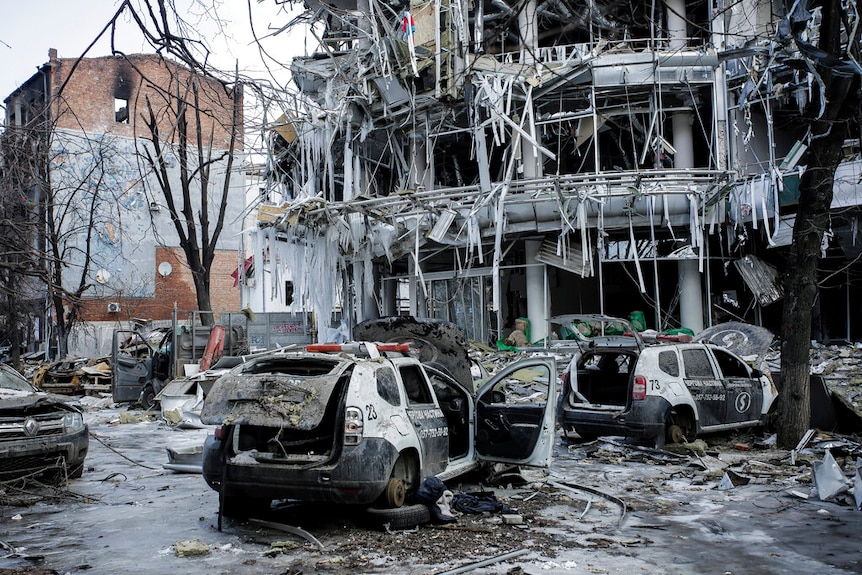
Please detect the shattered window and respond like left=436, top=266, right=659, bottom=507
left=712, top=349, right=750, bottom=379
left=399, top=365, right=434, bottom=405
left=376, top=366, right=400, bottom=406
left=114, top=98, right=129, bottom=123
left=681, top=349, right=715, bottom=378
left=658, top=350, right=679, bottom=377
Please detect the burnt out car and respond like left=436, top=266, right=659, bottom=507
left=0, top=364, right=89, bottom=482
left=556, top=316, right=778, bottom=446
left=201, top=318, right=558, bottom=520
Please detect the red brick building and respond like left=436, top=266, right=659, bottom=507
left=4, top=49, right=243, bottom=352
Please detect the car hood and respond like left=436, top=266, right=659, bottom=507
left=200, top=369, right=346, bottom=428
left=694, top=322, right=774, bottom=359
left=0, top=389, right=79, bottom=412
left=353, top=316, right=472, bottom=387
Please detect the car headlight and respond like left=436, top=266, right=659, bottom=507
left=63, top=412, right=85, bottom=432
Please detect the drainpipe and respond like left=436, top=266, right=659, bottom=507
left=667, top=0, right=704, bottom=333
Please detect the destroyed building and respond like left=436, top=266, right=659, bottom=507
left=242, top=0, right=861, bottom=344
left=3, top=50, right=245, bottom=354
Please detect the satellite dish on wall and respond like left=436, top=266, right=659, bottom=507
left=158, top=262, right=173, bottom=277
left=95, top=269, right=111, bottom=284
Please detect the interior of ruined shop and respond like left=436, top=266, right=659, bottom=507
left=252, top=0, right=862, bottom=345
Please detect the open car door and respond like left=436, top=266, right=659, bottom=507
left=475, top=357, right=558, bottom=468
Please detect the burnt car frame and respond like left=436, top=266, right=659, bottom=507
left=0, top=364, right=89, bottom=482
left=200, top=317, right=558, bottom=518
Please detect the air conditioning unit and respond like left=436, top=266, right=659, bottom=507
left=107, top=302, right=121, bottom=313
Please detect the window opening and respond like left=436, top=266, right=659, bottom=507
left=114, top=98, right=129, bottom=123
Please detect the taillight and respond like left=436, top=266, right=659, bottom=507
left=214, top=426, right=225, bottom=440
left=344, top=407, right=364, bottom=445
left=561, top=371, right=570, bottom=393
left=632, top=376, right=647, bottom=401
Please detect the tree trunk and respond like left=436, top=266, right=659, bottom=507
left=775, top=0, right=860, bottom=448
left=194, top=271, right=214, bottom=326
left=776, top=120, right=846, bottom=448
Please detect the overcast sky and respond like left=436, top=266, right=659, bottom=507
left=0, top=0, right=304, bottom=106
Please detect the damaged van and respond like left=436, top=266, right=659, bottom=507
left=200, top=317, right=558, bottom=523
left=556, top=316, right=778, bottom=446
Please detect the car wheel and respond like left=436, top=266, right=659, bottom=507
left=665, top=411, right=696, bottom=444
left=667, top=424, right=687, bottom=444
left=68, top=462, right=84, bottom=479
left=221, top=494, right=272, bottom=519
left=141, top=384, right=156, bottom=410
left=366, top=503, right=430, bottom=531
left=384, top=477, right=407, bottom=508
left=383, top=453, right=418, bottom=508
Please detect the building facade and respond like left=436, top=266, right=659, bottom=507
left=242, top=0, right=861, bottom=344
left=3, top=50, right=245, bottom=355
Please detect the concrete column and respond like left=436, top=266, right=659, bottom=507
left=518, top=0, right=538, bottom=64
left=673, top=111, right=703, bottom=332
left=381, top=277, right=397, bottom=316
left=672, top=112, right=695, bottom=168
left=667, top=0, right=687, bottom=49
left=679, top=259, right=703, bottom=332
left=525, top=239, right=548, bottom=344
left=363, top=264, right=380, bottom=321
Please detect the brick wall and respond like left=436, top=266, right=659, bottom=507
left=78, top=247, right=241, bottom=322
left=49, top=52, right=243, bottom=149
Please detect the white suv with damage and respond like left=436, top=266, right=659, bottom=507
left=201, top=317, right=558, bottom=524
left=555, top=316, right=778, bottom=447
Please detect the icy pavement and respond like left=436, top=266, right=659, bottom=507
left=1, top=405, right=862, bottom=574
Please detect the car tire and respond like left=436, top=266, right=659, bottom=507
left=366, top=503, right=430, bottom=531
left=68, top=463, right=84, bottom=479
left=141, top=384, right=156, bottom=410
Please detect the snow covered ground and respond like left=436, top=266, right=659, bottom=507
left=1, top=401, right=861, bottom=574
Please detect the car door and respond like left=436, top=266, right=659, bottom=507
left=111, top=330, right=152, bottom=403
left=710, top=347, right=763, bottom=424
left=475, top=357, right=558, bottom=467
left=397, top=362, right=450, bottom=476
left=680, top=346, right=725, bottom=427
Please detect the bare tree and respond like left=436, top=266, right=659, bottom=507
left=135, top=61, right=242, bottom=323
left=777, top=0, right=861, bottom=447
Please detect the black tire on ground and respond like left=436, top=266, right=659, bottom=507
left=366, top=503, right=430, bottom=531
left=68, top=463, right=84, bottom=479
left=221, top=494, right=272, bottom=519
left=141, top=385, right=156, bottom=410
